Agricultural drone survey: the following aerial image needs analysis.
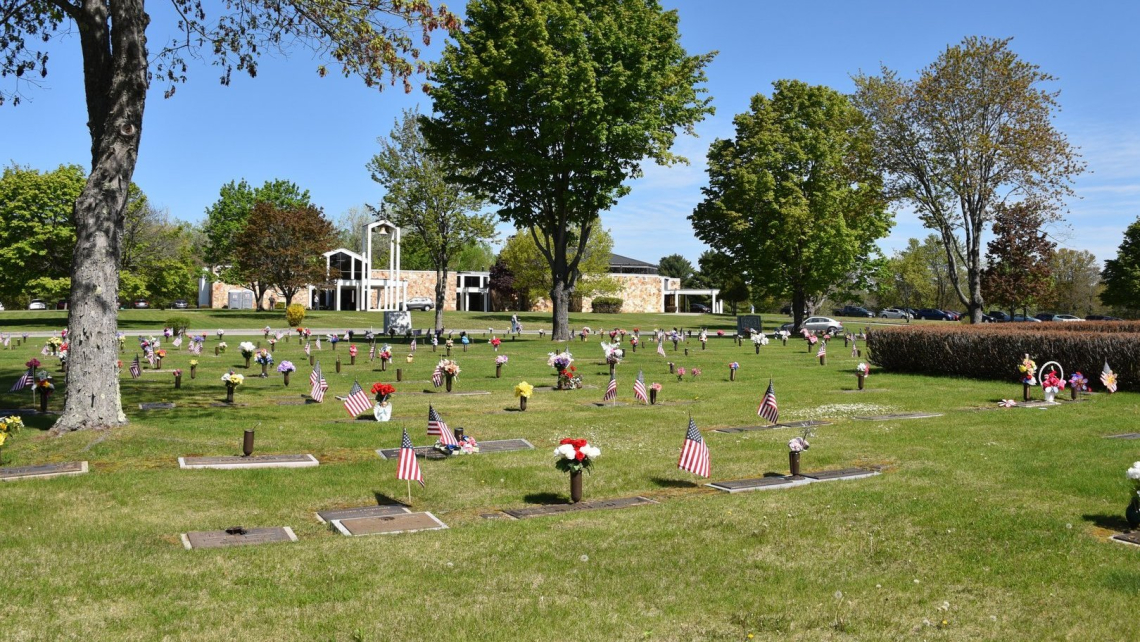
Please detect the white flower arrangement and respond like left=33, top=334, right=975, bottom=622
left=1128, top=461, right=1140, bottom=498
left=788, top=436, right=810, bottom=453
left=856, top=363, right=870, bottom=376
left=752, top=333, right=769, bottom=345
left=239, top=341, right=257, bottom=357
left=601, top=342, right=624, bottom=363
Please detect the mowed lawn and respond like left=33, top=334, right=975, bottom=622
left=0, top=312, right=1137, bottom=641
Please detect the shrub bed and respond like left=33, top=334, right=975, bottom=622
left=866, top=324, right=1140, bottom=391
left=591, top=296, right=623, bottom=314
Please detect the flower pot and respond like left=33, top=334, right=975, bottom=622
left=650, top=389, right=657, bottom=405
left=283, top=371, right=291, bottom=386
left=309, top=355, right=315, bottom=366
left=381, top=360, right=387, bottom=372
left=570, top=470, right=583, bottom=503
left=1044, top=388, right=1056, bottom=403
left=396, top=368, right=403, bottom=382
left=174, top=375, right=182, bottom=389
left=1023, top=382, right=1031, bottom=402
left=496, top=364, right=502, bottom=378
left=445, top=374, right=453, bottom=393
left=520, top=396, right=527, bottom=411
left=755, top=344, right=760, bottom=355
left=857, top=374, right=865, bottom=390
left=350, top=355, right=356, bottom=366
left=156, top=358, right=163, bottom=369
left=225, top=386, right=235, bottom=403
left=243, top=429, right=254, bottom=457
left=261, top=363, right=268, bottom=378
left=1127, top=496, right=1140, bottom=529
left=191, top=365, right=197, bottom=379
left=244, top=357, right=251, bottom=369
left=789, top=451, right=801, bottom=477
left=336, top=358, right=341, bottom=374
left=730, top=369, right=736, bottom=382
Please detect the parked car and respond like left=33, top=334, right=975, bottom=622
left=132, top=299, right=149, bottom=309
left=988, top=310, right=1011, bottom=322
left=1012, top=314, right=1041, bottom=322
left=1051, top=314, right=1084, bottom=322
left=405, top=296, right=434, bottom=311
left=942, top=310, right=961, bottom=321
left=1086, top=315, right=1122, bottom=321
left=915, top=308, right=952, bottom=320
left=171, top=299, right=189, bottom=309
left=28, top=299, right=47, bottom=310
left=833, top=305, right=874, bottom=318
left=878, top=308, right=912, bottom=319
left=689, top=303, right=711, bottom=313
left=1034, top=312, right=1055, bottom=322
left=801, top=316, right=843, bottom=334
left=55, top=300, right=68, bottom=310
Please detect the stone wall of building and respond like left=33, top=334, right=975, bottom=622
left=368, top=270, right=458, bottom=310
left=527, top=275, right=676, bottom=313
left=208, top=282, right=307, bottom=310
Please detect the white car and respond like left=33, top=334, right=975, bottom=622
left=802, top=316, right=843, bottom=334
left=879, top=308, right=912, bottom=319
left=1052, top=314, right=1084, bottom=322
left=27, top=299, right=47, bottom=310
left=405, top=296, right=434, bottom=311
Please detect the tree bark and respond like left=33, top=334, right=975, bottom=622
left=434, top=264, right=447, bottom=332
left=53, top=0, right=149, bottom=434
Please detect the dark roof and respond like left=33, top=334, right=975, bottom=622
left=608, top=253, right=658, bottom=269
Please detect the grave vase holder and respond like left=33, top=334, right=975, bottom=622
left=632, top=343, right=637, bottom=353
left=649, top=388, right=657, bottom=405
left=857, top=374, right=865, bottom=390
left=1127, top=496, right=1140, bottom=529
left=381, top=359, right=387, bottom=372
left=609, top=363, right=616, bottom=378
left=309, top=355, right=315, bottom=366
left=672, top=340, right=678, bottom=351
left=463, top=344, right=468, bottom=352
left=755, top=344, right=760, bottom=355
left=1071, top=386, right=1078, bottom=400
left=335, top=358, right=341, bottom=374
left=789, top=451, right=801, bottom=477
left=496, top=364, right=502, bottom=378
left=819, top=355, right=826, bottom=366
left=174, top=375, right=182, bottom=389
left=445, top=374, right=453, bottom=393
left=1044, top=388, right=1056, bottom=403
left=730, top=369, right=736, bottom=382
left=215, top=346, right=219, bottom=356
left=520, top=396, right=527, bottom=411
left=225, top=385, right=235, bottom=404
left=446, top=347, right=451, bottom=357
left=244, top=357, right=251, bottom=369
left=156, top=358, right=163, bottom=369
left=283, top=371, right=291, bottom=386
left=261, top=363, right=268, bottom=378
left=684, top=348, right=689, bottom=357
left=701, top=341, right=706, bottom=350
left=396, top=368, right=403, bottom=382
left=350, top=355, right=356, bottom=366
left=39, top=392, right=48, bottom=413
left=243, top=430, right=254, bottom=457
left=1022, top=382, right=1031, bottom=401
left=669, top=363, right=675, bottom=374
left=569, top=470, right=583, bottom=503
left=782, top=337, right=787, bottom=346
left=190, top=365, right=197, bottom=379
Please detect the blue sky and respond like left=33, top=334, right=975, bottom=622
left=2, top=0, right=1137, bottom=267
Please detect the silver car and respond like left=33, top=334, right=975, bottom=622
left=405, top=296, right=434, bottom=311
left=802, top=316, right=843, bottom=334
left=28, top=299, right=47, bottom=310
left=878, top=308, right=912, bottom=319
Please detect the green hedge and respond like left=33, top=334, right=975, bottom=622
left=591, top=296, right=623, bottom=314
left=866, top=325, right=1140, bottom=391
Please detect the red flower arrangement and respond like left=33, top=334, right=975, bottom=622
left=371, top=382, right=396, bottom=397
left=491, top=337, right=501, bottom=347
left=25, top=359, right=40, bottom=369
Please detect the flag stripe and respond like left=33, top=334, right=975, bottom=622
left=343, top=380, right=372, bottom=417
left=678, top=416, right=710, bottom=478
left=758, top=378, right=779, bottom=424
left=397, top=428, right=424, bottom=487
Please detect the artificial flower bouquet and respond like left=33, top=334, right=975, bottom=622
left=788, top=435, right=810, bottom=453
left=277, top=361, right=295, bottom=373
left=435, top=435, right=479, bottom=456
left=221, top=371, right=244, bottom=387
left=371, top=382, right=396, bottom=403
left=554, top=438, right=600, bottom=474
left=254, top=349, right=273, bottom=366
left=601, top=342, right=624, bottom=364
left=856, top=363, right=870, bottom=376
left=514, top=382, right=533, bottom=398
left=379, top=345, right=393, bottom=361
left=239, top=342, right=256, bottom=359
left=1018, top=356, right=1037, bottom=385
left=547, top=351, right=574, bottom=371
left=558, top=366, right=583, bottom=389
left=729, top=362, right=740, bottom=371
left=437, top=359, right=461, bottom=378
left=1041, top=370, right=1066, bottom=393
left=496, top=355, right=509, bottom=366
left=1069, top=372, right=1090, bottom=392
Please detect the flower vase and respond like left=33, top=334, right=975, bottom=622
left=569, top=470, right=583, bottom=503
left=1022, top=382, right=1031, bottom=402
left=782, top=337, right=787, bottom=346
left=669, top=363, right=675, bottom=374
left=174, top=375, right=181, bottom=389
left=156, top=358, right=163, bottom=369
left=445, top=374, right=453, bottom=393
left=432, top=344, right=436, bottom=352
left=214, top=346, right=220, bottom=356
left=1127, top=496, right=1140, bottom=529
left=446, top=347, right=451, bottom=357
left=39, top=392, right=48, bottom=413
left=1071, top=386, right=1078, bottom=400
left=261, top=363, right=268, bottom=378
left=730, top=369, right=736, bottom=382
left=632, top=343, right=637, bottom=353
left=609, top=363, right=616, bottom=378
left=1044, top=388, right=1056, bottom=403
left=684, top=348, right=689, bottom=356
left=789, top=451, right=801, bottom=477
left=819, top=355, right=826, bottom=366
left=350, top=355, right=356, bottom=366
left=381, top=359, right=387, bottom=372
left=496, top=364, right=502, bottom=378
left=309, top=355, right=314, bottom=366
left=225, top=386, right=235, bottom=403
left=857, top=374, right=865, bottom=390
left=396, top=368, right=403, bottom=382
left=649, top=389, right=657, bottom=405
left=672, top=340, right=678, bottom=351
left=244, top=357, right=251, bottom=369
left=190, top=365, right=197, bottom=379
left=374, top=399, right=392, bottom=422
left=335, top=358, right=341, bottom=374
left=463, top=344, right=467, bottom=352
left=283, top=371, right=291, bottom=386
left=520, top=396, right=528, bottom=411
left=755, top=344, right=760, bottom=354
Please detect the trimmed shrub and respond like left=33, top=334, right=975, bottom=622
left=866, top=324, right=1140, bottom=391
left=591, top=296, right=623, bottom=314
left=285, top=303, right=306, bottom=327
left=164, top=315, right=191, bottom=335
left=275, top=301, right=287, bottom=310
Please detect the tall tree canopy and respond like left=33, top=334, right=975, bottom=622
left=690, top=80, right=892, bottom=331
left=421, top=0, right=713, bottom=339
left=853, top=36, right=1083, bottom=323
left=657, top=254, right=695, bottom=286
left=235, top=203, right=338, bottom=308
left=367, top=109, right=495, bottom=331
left=1100, top=217, right=1140, bottom=315
left=499, top=226, right=617, bottom=307
left=2, top=0, right=457, bottom=433
left=982, top=202, right=1055, bottom=315
left=1047, top=248, right=1100, bottom=316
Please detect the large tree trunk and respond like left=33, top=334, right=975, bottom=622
left=791, top=287, right=806, bottom=333
left=53, top=0, right=148, bottom=434
left=434, top=265, right=447, bottom=332
left=550, top=276, right=571, bottom=340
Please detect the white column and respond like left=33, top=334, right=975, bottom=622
left=394, top=227, right=402, bottom=310
left=711, top=291, right=718, bottom=314
left=335, top=284, right=341, bottom=311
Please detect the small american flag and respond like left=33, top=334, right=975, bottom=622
left=368, top=345, right=376, bottom=361
left=678, top=415, right=710, bottom=478
left=189, top=341, right=202, bottom=356
left=757, top=378, right=779, bottom=424
left=410, top=338, right=417, bottom=352
left=427, top=405, right=458, bottom=445
left=633, top=370, right=648, bottom=404
left=431, top=365, right=443, bottom=387
left=315, top=338, right=322, bottom=350
left=41, top=345, right=50, bottom=356
left=816, top=342, right=826, bottom=358
left=309, top=361, right=329, bottom=402
left=304, top=342, right=311, bottom=356
left=603, top=374, right=617, bottom=402
left=9, top=367, right=33, bottom=392
left=1101, top=361, right=1117, bottom=393
left=129, top=354, right=142, bottom=379
left=343, top=380, right=372, bottom=418
left=657, top=340, right=666, bottom=358
left=2, top=335, right=9, bottom=347
left=397, top=427, right=424, bottom=487
left=172, top=336, right=183, bottom=348
left=850, top=342, right=858, bottom=358
left=146, top=349, right=157, bottom=367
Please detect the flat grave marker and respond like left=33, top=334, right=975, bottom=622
left=803, top=467, right=879, bottom=482
left=416, top=389, right=491, bottom=396
left=714, top=420, right=832, bottom=434
left=587, top=402, right=629, bottom=408
left=0, top=461, right=88, bottom=482
left=0, top=409, right=37, bottom=417
left=331, top=512, right=447, bottom=536
left=138, top=402, right=175, bottom=411
left=707, top=476, right=811, bottom=493
left=376, top=438, right=533, bottom=460
left=533, top=385, right=598, bottom=391
left=503, top=496, right=656, bottom=519
left=209, top=402, right=249, bottom=408
left=1104, top=433, right=1140, bottom=440
left=853, top=412, right=943, bottom=421
left=181, top=526, right=297, bottom=550
left=274, top=399, right=308, bottom=406
left=1111, top=531, right=1140, bottom=547
left=316, top=504, right=411, bottom=524
left=178, top=454, right=319, bottom=470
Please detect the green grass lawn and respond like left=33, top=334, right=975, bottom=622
left=0, top=314, right=1137, bottom=641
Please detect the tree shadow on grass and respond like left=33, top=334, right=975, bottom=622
left=523, top=492, right=567, bottom=506
left=1082, top=513, right=1132, bottom=531
left=649, top=476, right=698, bottom=489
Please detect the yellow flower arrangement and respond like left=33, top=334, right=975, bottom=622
left=0, top=416, right=24, bottom=434
left=514, top=382, right=534, bottom=398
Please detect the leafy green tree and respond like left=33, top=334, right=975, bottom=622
left=658, top=254, right=695, bottom=286
left=421, top=0, right=713, bottom=339
left=854, top=36, right=1084, bottom=323
left=367, top=109, right=495, bottom=330
left=0, top=165, right=85, bottom=303
left=1101, top=218, right=1140, bottom=315
left=1047, top=249, right=1100, bottom=316
left=982, top=202, right=1055, bottom=316
left=696, top=251, right=749, bottom=315
left=204, top=179, right=312, bottom=309
left=451, top=241, right=495, bottom=272
left=3, top=0, right=457, bottom=433
left=499, top=227, right=617, bottom=306
left=235, top=204, right=338, bottom=310
left=690, top=80, right=892, bottom=332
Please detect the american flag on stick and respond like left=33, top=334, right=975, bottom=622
left=189, top=341, right=202, bottom=356
left=427, top=405, right=457, bottom=445
left=9, top=367, right=33, bottom=392
left=368, top=345, right=376, bottom=362
left=410, top=338, right=417, bottom=352
left=816, top=341, right=826, bottom=358
left=40, top=345, right=50, bottom=356
left=129, top=354, right=142, bottom=379
left=315, top=338, right=322, bottom=350
left=343, top=380, right=372, bottom=418
left=146, top=349, right=157, bottom=367
left=603, top=374, right=618, bottom=402
left=657, top=340, right=666, bottom=358
left=757, top=378, right=779, bottom=424
left=431, top=365, right=443, bottom=387
left=678, top=415, right=710, bottom=478
left=397, top=427, right=424, bottom=488
left=309, top=361, right=329, bottom=402
left=850, top=342, right=858, bottom=358
left=1101, top=361, right=1118, bottom=393
left=304, top=342, right=311, bottom=356
left=633, top=370, right=648, bottom=404
left=172, top=336, right=183, bottom=349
